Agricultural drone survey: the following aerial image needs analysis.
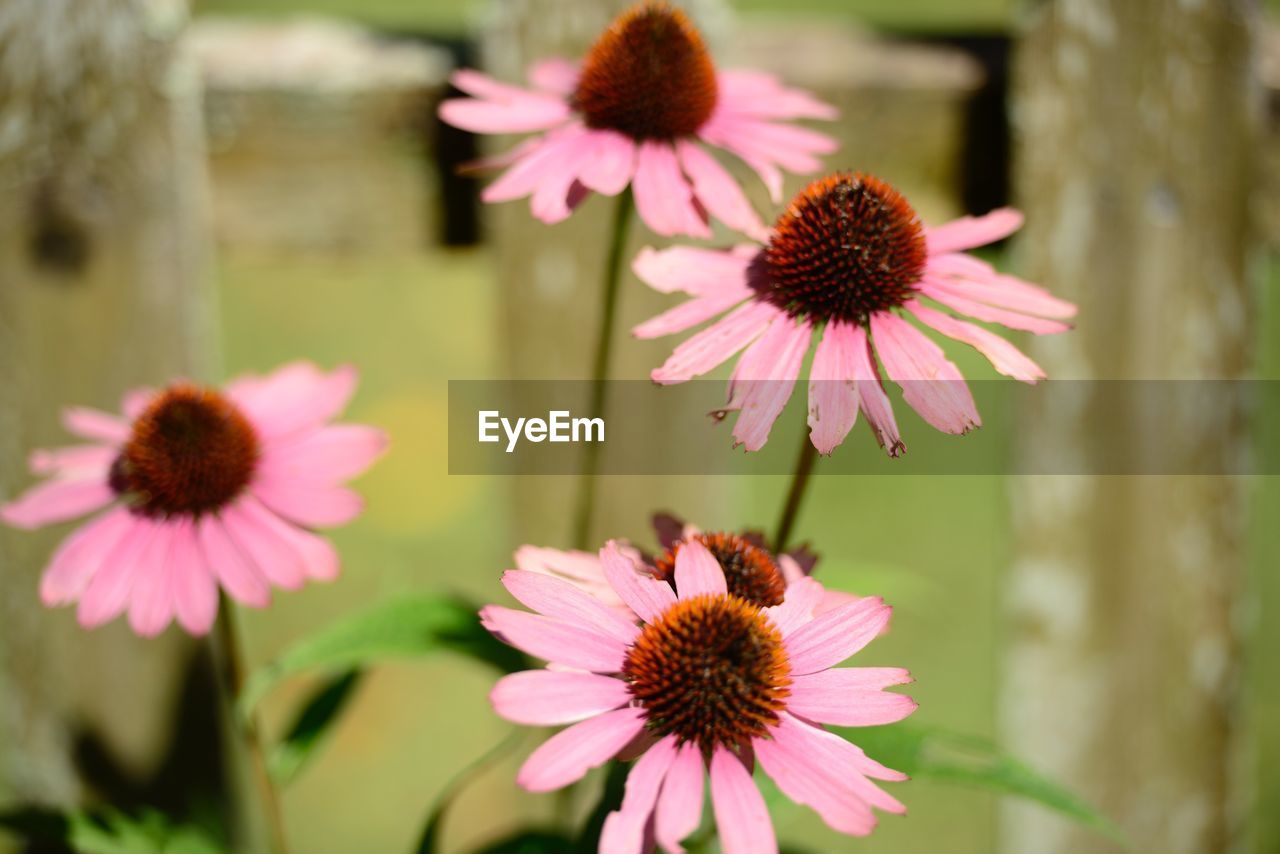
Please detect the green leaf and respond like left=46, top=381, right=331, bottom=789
left=269, top=669, right=364, bottom=785
left=241, top=593, right=529, bottom=715
left=845, top=724, right=1125, bottom=843
left=1, top=806, right=220, bottom=854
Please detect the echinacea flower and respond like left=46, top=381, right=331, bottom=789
left=439, top=1, right=836, bottom=238
left=482, top=540, right=915, bottom=853
left=633, top=172, right=1078, bottom=453
left=1, top=362, right=386, bottom=637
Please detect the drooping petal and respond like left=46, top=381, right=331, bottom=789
left=480, top=605, right=628, bottom=673
left=631, top=244, right=758, bottom=296
left=62, top=407, right=130, bottom=444
left=257, top=425, right=388, bottom=485
left=784, top=596, right=891, bottom=675
left=527, top=57, right=580, bottom=95
left=490, top=670, right=631, bottom=726
left=807, top=322, right=861, bottom=455
left=599, top=736, right=679, bottom=854
left=527, top=126, right=598, bottom=224
left=918, top=280, right=1071, bottom=335
left=925, top=256, right=1076, bottom=319
left=924, top=207, right=1023, bottom=255
left=0, top=477, right=115, bottom=529
left=170, top=517, right=219, bottom=635
left=655, top=741, right=705, bottom=854
left=906, top=301, right=1045, bottom=383
left=127, top=521, right=180, bottom=637
left=513, top=545, right=623, bottom=609
left=501, top=570, right=640, bottom=645
left=869, top=312, right=980, bottom=435
left=673, top=539, right=727, bottom=599
left=775, top=711, right=908, bottom=789
left=250, top=478, right=364, bottom=529
left=847, top=325, right=904, bottom=456
left=39, top=506, right=135, bottom=606
left=676, top=139, right=767, bottom=240
left=633, top=140, right=712, bottom=238
left=29, top=445, right=115, bottom=478
left=600, top=540, right=676, bottom=624
left=218, top=498, right=307, bottom=590
left=439, top=70, right=571, bottom=133
left=633, top=285, right=753, bottom=341
left=516, top=706, right=646, bottom=792
left=700, top=117, right=835, bottom=176
left=762, top=576, right=825, bottom=637
left=714, top=70, right=837, bottom=121
left=269, top=514, right=341, bottom=582
left=709, top=748, right=777, bottom=854
left=726, top=316, right=811, bottom=452
left=787, top=668, right=917, bottom=726
left=77, top=514, right=157, bottom=628
left=578, top=129, right=637, bottom=196
left=197, top=514, right=272, bottom=608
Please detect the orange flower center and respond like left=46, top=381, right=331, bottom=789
left=574, top=2, right=718, bottom=140
left=623, top=594, right=790, bottom=751
left=763, top=173, right=928, bottom=324
left=112, top=385, right=259, bottom=517
left=653, top=532, right=787, bottom=608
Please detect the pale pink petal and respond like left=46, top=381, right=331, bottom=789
left=170, top=518, right=218, bottom=635
left=62, top=407, right=130, bottom=444
left=29, top=445, right=114, bottom=478
left=787, top=668, right=916, bottom=726
left=784, top=596, right=891, bottom=675
left=439, top=97, right=571, bottom=134
left=926, top=256, right=1076, bottom=319
left=907, top=301, right=1045, bottom=383
left=121, top=387, right=156, bottom=420
left=676, top=139, right=767, bottom=240
left=924, top=207, right=1023, bottom=255
left=701, top=117, right=835, bottom=175
left=918, top=281, right=1071, bottom=334
left=480, top=605, right=628, bottom=672
left=807, top=322, right=860, bottom=455
left=198, top=514, right=271, bottom=608
left=763, top=576, right=825, bottom=637
left=714, top=70, right=837, bottom=120
left=1, top=476, right=115, bottom=529
left=501, top=570, right=640, bottom=645
left=632, top=140, right=711, bottom=238
left=257, top=425, right=388, bottom=485
left=600, top=540, right=676, bottom=624
left=271, top=515, right=341, bottom=582
left=633, top=286, right=752, bottom=341
left=527, top=126, right=597, bottom=223
left=251, top=478, right=364, bottom=529
left=76, top=515, right=157, bottom=627
left=776, top=711, right=908, bottom=790
left=655, top=742, right=704, bottom=854
left=218, top=498, right=306, bottom=590
left=480, top=128, right=580, bottom=203
left=652, top=300, right=781, bottom=384
left=869, top=312, right=980, bottom=435
left=578, top=129, right=637, bottom=196
left=778, top=554, right=806, bottom=585
left=127, top=522, right=180, bottom=637
left=491, top=669, right=631, bottom=726
left=514, top=545, right=622, bottom=609
left=727, top=316, right=811, bottom=452
left=516, top=706, right=646, bottom=792
left=632, top=245, right=757, bottom=296
left=847, top=325, right=904, bottom=456
left=449, top=69, right=540, bottom=101
left=709, top=748, right=776, bottom=854
left=600, top=736, right=679, bottom=854
left=673, top=539, right=727, bottom=599
left=39, top=506, right=135, bottom=605
left=229, top=362, right=357, bottom=442
left=527, top=58, right=579, bottom=95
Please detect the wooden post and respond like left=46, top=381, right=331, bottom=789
left=0, top=0, right=212, bottom=815
left=1003, top=2, right=1258, bottom=852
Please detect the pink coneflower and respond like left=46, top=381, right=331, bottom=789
left=482, top=540, right=915, bottom=853
left=439, top=2, right=835, bottom=238
left=633, top=172, right=1078, bottom=453
left=1, top=362, right=386, bottom=637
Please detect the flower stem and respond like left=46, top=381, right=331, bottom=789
left=773, top=425, right=818, bottom=554
left=213, top=596, right=289, bottom=854
left=571, top=188, right=634, bottom=550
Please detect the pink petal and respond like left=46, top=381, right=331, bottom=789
left=631, top=245, right=757, bottom=296
left=527, top=58, right=579, bottom=95
left=29, top=445, right=114, bottom=478
left=676, top=139, right=767, bottom=240
left=126, top=521, right=180, bottom=637
left=847, top=325, right=904, bottom=456
left=251, top=478, right=364, bottom=528
left=632, top=140, right=711, bottom=238
left=480, top=605, right=628, bottom=672
left=652, top=301, right=780, bottom=385
left=439, top=96, right=570, bottom=134
left=714, top=70, right=837, bottom=120
left=673, top=539, right=727, bottom=599
left=198, top=514, right=271, bottom=608
left=778, top=554, right=806, bottom=585
left=918, top=280, right=1071, bottom=334
left=869, top=312, right=980, bottom=435
left=76, top=515, right=157, bottom=628
left=513, top=545, right=623, bottom=610
left=449, top=69, right=539, bottom=101
left=578, top=129, right=637, bottom=196
left=763, top=576, right=825, bottom=637
left=1, top=476, right=115, bottom=529
left=218, top=498, right=307, bottom=590
left=527, top=126, right=596, bottom=223
left=600, top=736, right=678, bottom=854
left=480, top=127, right=580, bottom=203
left=784, top=596, right=891, bottom=675
left=169, top=518, right=218, bottom=635
left=121, top=387, right=156, bottom=420
left=728, top=316, right=811, bottom=452
left=491, top=669, right=631, bottom=726
left=787, top=668, right=916, bottom=726
left=257, top=425, right=388, bottom=485
left=501, top=570, right=640, bottom=645
left=229, top=362, right=358, bottom=442
left=655, top=741, right=705, bottom=854
left=39, top=506, right=136, bottom=606
left=700, top=117, right=834, bottom=175
left=777, top=711, right=908, bottom=790
left=924, top=207, right=1023, bottom=254
left=62, top=407, right=130, bottom=444
left=906, top=301, right=1045, bottom=383
left=600, top=540, right=676, bottom=624
left=272, top=516, right=341, bottom=582
left=807, top=322, right=861, bottom=455
left=709, top=748, right=776, bottom=854
left=926, top=256, right=1076, bottom=319
left=516, top=706, right=647, bottom=792
left=633, top=286, right=752, bottom=341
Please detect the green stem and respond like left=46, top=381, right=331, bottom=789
left=214, top=597, right=289, bottom=854
left=773, top=424, right=819, bottom=554
left=571, top=188, right=633, bottom=550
